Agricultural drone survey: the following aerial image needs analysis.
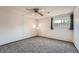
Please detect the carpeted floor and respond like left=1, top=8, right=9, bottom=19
left=0, top=36, right=78, bottom=53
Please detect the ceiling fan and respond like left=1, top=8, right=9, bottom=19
left=26, top=8, right=44, bottom=16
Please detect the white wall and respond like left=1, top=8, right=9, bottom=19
left=74, top=7, right=79, bottom=51
left=0, top=7, right=36, bottom=45
left=38, top=17, right=73, bottom=42
left=23, top=17, right=37, bottom=38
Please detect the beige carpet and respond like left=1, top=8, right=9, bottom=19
left=0, top=36, right=78, bottom=53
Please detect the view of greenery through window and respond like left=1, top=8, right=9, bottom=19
left=53, top=14, right=70, bottom=29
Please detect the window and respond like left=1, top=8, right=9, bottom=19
left=53, top=14, right=71, bottom=29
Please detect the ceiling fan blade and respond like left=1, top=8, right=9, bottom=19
left=37, top=12, right=43, bottom=16
left=26, top=9, right=33, bottom=11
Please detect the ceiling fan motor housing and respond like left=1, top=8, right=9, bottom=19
left=33, top=8, right=39, bottom=12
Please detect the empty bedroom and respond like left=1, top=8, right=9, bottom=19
left=0, top=6, right=79, bottom=53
